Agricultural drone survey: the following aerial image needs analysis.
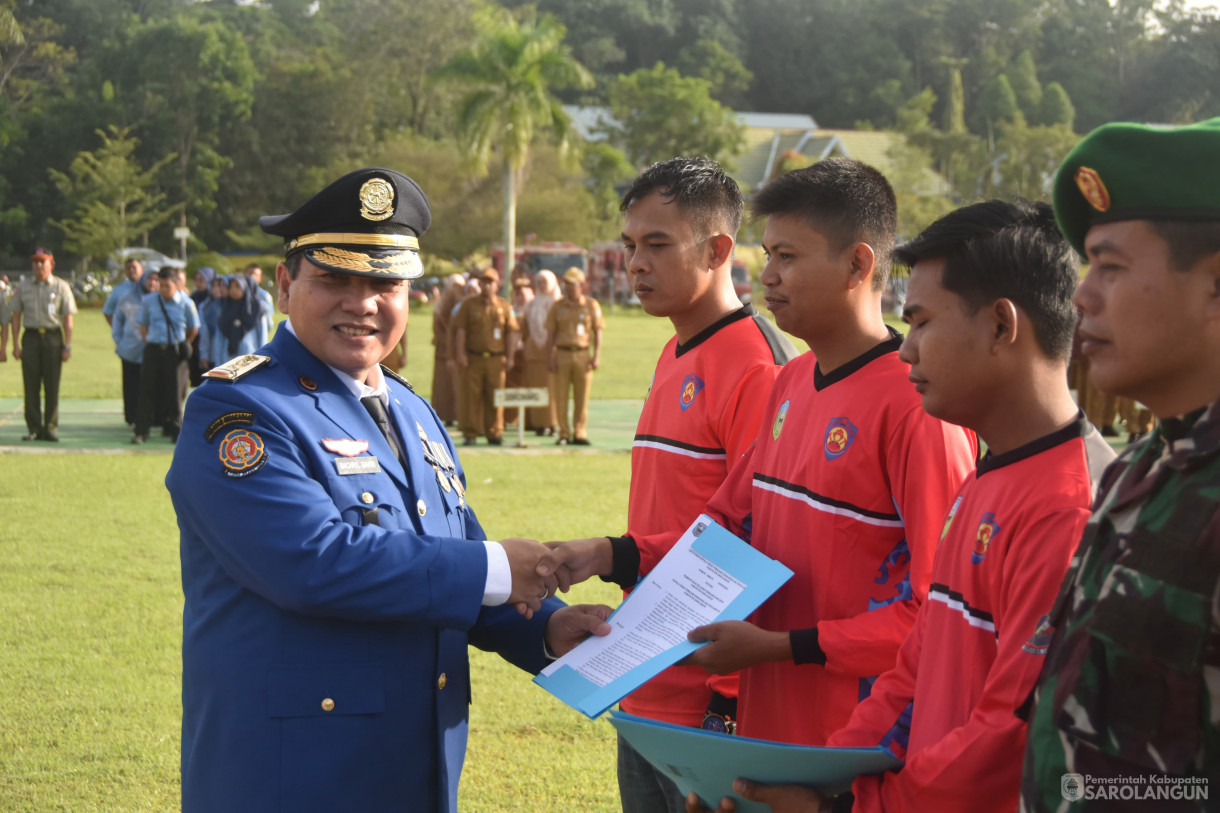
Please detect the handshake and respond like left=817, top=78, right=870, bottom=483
left=501, top=537, right=618, bottom=659
left=502, top=536, right=616, bottom=615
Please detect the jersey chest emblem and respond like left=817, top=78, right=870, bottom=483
left=972, top=512, right=1000, bottom=564
left=824, top=417, right=857, bottom=460
left=679, top=374, right=704, bottom=411
left=772, top=400, right=790, bottom=441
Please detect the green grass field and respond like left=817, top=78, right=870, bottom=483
left=0, top=302, right=734, bottom=812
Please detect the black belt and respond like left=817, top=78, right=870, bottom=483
left=466, top=350, right=505, bottom=357
left=557, top=345, right=588, bottom=352
left=25, top=327, right=61, bottom=337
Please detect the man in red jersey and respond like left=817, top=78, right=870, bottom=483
left=545, top=156, right=796, bottom=813
left=688, top=201, right=1116, bottom=813
left=544, top=159, right=976, bottom=751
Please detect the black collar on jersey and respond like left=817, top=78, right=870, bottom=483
left=813, top=326, right=903, bottom=391
left=674, top=305, right=755, bottom=358
left=977, top=410, right=1089, bottom=477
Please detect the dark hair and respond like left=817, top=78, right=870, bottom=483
left=619, top=156, right=744, bottom=240
left=1148, top=221, right=1220, bottom=272
left=750, top=159, right=898, bottom=292
left=285, top=253, right=303, bottom=279
left=157, top=266, right=177, bottom=281
left=895, top=199, right=1078, bottom=360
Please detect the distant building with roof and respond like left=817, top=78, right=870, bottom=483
left=562, top=105, right=948, bottom=196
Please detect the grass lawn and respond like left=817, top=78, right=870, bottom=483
left=0, top=301, right=726, bottom=812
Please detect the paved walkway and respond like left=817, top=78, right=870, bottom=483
left=0, top=397, right=644, bottom=454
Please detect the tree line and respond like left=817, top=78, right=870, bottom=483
left=1, top=0, right=1216, bottom=271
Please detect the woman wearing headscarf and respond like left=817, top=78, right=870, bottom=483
left=188, top=267, right=216, bottom=385
left=198, top=275, right=228, bottom=369
left=215, top=274, right=261, bottom=365
left=522, top=269, right=562, bottom=435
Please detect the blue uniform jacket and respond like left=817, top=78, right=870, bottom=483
left=168, top=327, right=560, bottom=813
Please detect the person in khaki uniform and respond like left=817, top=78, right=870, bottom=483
left=453, top=267, right=519, bottom=445
left=547, top=266, right=604, bottom=445
left=430, top=274, right=464, bottom=424
left=11, top=247, right=77, bottom=442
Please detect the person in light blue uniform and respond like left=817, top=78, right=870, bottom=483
left=213, top=274, right=261, bottom=364
left=167, top=167, right=611, bottom=813
left=104, top=258, right=147, bottom=424
left=196, top=274, right=227, bottom=369
left=133, top=266, right=199, bottom=443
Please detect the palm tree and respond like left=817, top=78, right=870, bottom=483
left=441, top=7, right=592, bottom=285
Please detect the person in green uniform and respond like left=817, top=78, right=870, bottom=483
left=11, top=247, right=77, bottom=442
left=1021, top=117, right=1220, bottom=811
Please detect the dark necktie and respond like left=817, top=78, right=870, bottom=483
left=360, top=395, right=404, bottom=464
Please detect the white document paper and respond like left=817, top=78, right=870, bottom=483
left=544, top=521, right=744, bottom=687
left=534, top=515, right=793, bottom=718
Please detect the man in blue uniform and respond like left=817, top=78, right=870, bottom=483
left=167, top=167, right=611, bottom=813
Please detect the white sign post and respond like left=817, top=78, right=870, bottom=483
left=494, top=387, right=551, bottom=447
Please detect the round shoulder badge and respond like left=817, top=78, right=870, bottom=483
left=219, top=429, right=267, bottom=478
left=824, top=417, right=858, bottom=460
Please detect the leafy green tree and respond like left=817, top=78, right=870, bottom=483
left=0, top=2, right=76, bottom=120
left=676, top=38, right=753, bottom=108
left=580, top=141, right=636, bottom=230
left=601, top=62, right=745, bottom=169
left=989, top=119, right=1080, bottom=200
left=441, top=6, right=593, bottom=282
left=1037, top=81, right=1075, bottom=129
left=1009, top=50, right=1042, bottom=118
left=118, top=16, right=256, bottom=223
left=47, top=125, right=176, bottom=267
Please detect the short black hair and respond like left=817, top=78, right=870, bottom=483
left=895, top=199, right=1078, bottom=360
left=620, top=156, right=744, bottom=240
left=750, top=159, right=898, bottom=292
left=1148, top=221, right=1220, bottom=272
left=157, top=266, right=177, bottom=281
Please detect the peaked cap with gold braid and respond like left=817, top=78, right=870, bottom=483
left=258, top=167, right=431, bottom=279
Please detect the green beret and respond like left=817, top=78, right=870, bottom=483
left=1053, top=117, right=1220, bottom=255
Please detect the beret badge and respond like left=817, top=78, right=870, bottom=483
left=1074, top=167, right=1111, bottom=213
left=359, top=177, right=395, bottom=222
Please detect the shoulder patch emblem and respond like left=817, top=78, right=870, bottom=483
left=1021, top=614, right=1054, bottom=656
left=203, top=354, right=270, bottom=382
left=219, top=429, right=267, bottom=477
left=205, top=411, right=255, bottom=442
left=772, top=400, right=791, bottom=441
left=824, top=417, right=858, bottom=460
left=972, top=512, right=1000, bottom=564
left=322, top=438, right=370, bottom=457
left=679, top=374, right=704, bottom=411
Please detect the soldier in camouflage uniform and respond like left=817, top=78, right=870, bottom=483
left=1021, top=118, right=1220, bottom=811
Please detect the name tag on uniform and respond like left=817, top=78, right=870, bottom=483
left=493, top=327, right=502, bottom=341
left=334, top=456, right=381, bottom=475
left=576, top=323, right=585, bottom=336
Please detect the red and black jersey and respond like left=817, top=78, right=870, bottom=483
left=828, top=413, right=1114, bottom=812
left=632, top=331, right=978, bottom=745
left=622, top=305, right=795, bottom=726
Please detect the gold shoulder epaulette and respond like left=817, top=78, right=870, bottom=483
left=204, top=354, right=271, bottom=382
left=381, top=365, right=415, bottom=391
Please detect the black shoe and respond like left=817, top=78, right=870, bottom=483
left=572, top=438, right=591, bottom=446
left=131, top=435, right=146, bottom=445
left=488, top=437, right=503, bottom=446
left=462, top=437, right=476, bottom=446
left=1099, top=425, right=1118, bottom=437
left=43, top=431, right=59, bottom=442
left=534, top=428, right=546, bottom=436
